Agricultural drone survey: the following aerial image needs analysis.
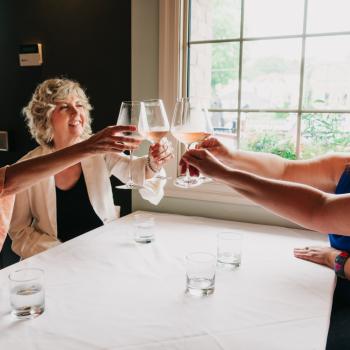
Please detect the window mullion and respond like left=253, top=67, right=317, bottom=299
left=236, top=0, right=245, bottom=150
left=296, top=0, right=309, bottom=159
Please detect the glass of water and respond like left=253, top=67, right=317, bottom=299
left=185, top=252, right=216, bottom=296
left=133, top=213, right=155, bottom=244
left=9, top=268, right=45, bottom=319
left=217, top=231, right=243, bottom=269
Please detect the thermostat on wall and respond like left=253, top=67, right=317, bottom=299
left=19, top=43, right=43, bottom=67
left=0, top=131, right=8, bottom=151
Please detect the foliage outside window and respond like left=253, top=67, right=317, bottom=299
left=187, top=0, right=350, bottom=159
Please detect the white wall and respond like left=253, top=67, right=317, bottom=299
left=131, top=0, right=299, bottom=229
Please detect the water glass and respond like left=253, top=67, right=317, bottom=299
left=133, top=213, right=155, bottom=244
left=9, top=268, right=45, bottom=319
left=217, top=231, right=243, bottom=269
left=185, top=252, right=216, bottom=296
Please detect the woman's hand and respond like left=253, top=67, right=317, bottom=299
left=181, top=149, right=231, bottom=181
left=82, top=125, right=142, bottom=155
left=179, top=137, right=233, bottom=177
left=148, top=138, right=174, bottom=173
left=293, top=246, right=340, bottom=268
left=196, top=137, right=233, bottom=165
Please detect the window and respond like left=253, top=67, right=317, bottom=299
left=187, top=0, right=350, bottom=159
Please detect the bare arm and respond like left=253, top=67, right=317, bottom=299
left=182, top=149, right=350, bottom=235
left=198, top=138, right=350, bottom=192
left=2, top=125, right=141, bottom=196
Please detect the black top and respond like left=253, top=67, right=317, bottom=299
left=56, top=172, right=103, bottom=243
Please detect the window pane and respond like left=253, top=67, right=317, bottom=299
left=241, top=39, right=301, bottom=109
left=307, top=0, right=350, bottom=34
left=300, top=113, right=350, bottom=159
left=189, top=42, right=239, bottom=109
left=244, top=0, right=304, bottom=37
left=303, top=36, right=350, bottom=110
left=190, top=0, right=241, bottom=41
left=240, top=113, right=297, bottom=159
left=210, top=111, right=238, bottom=149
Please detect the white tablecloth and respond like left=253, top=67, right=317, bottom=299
left=0, top=211, right=335, bottom=350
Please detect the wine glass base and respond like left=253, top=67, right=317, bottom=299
left=173, top=176, right=202, bottom=188
left=199, top=176, right=212, bottom=184
left=154, top=175, right=172, bottom=180
left=115, top=184, right=142, bottom=190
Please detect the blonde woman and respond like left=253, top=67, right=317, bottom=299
left=9, top=78, right=172, bottom=258
left=0, top=125, right=141, bottom=251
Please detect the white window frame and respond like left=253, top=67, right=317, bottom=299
left=159, top=0, right=252, bottom=205
left=160, top=0, right=350, bottom=205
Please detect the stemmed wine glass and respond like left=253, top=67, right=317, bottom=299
left=139, top=99, right=170, bottom=180
left=171, top=97, right=213, bottom=188
left=116, top=101, right=145, bottom=189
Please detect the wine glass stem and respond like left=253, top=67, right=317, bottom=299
left=184, top=144, right=191, bottom=181
left=128, top=150, right=134, bottom=185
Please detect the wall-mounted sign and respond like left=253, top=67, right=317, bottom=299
left=19, top=43, right=43, bottom=67
left=0, top=131, right=8, bottom=151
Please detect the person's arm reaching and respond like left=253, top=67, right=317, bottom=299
left=2, top=125, right=141, bottom=197
left=192, top=137, right=350, bottom=192
left=182, top=148, right=350, bottom=236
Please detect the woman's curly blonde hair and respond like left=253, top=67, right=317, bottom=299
left=23, top=78, right=93, bottom=147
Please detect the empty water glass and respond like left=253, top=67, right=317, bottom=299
left=185, top=252, right=216, bottom=296
left=133, top=213, right=155, bottom=243
left=9, top=268, right=45, bottom=319
left=217, top=231, right=243, bottom=269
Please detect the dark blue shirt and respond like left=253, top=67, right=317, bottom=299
left=329, top=167, right=350, bottom=252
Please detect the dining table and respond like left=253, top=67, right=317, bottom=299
left=0, top=211, right=335, bottom=349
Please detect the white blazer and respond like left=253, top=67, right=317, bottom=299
left=9, top=146, right=165, bottom=258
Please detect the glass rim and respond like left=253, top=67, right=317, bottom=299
left=120, top=100, right=144, bottom=105
left=143, top=98, right=163, bottom=104
left=8, top=268, right=44, bottom=282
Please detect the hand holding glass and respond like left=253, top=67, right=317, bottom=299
left=171, top=98, right=213, bottom=188
left=140, top=99, right=170, bottom=180
left=116, top=101, right=145, bottom=189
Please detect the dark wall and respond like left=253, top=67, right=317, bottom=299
left=0, top=0, right=132, bottom=215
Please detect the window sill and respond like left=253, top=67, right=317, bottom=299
left=164, top=180, right=256, bottom=206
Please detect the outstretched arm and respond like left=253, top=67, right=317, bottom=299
left=2, top=125, right=141, bottom=196
left=182, top=149, right=350, bottom=235
left=195, top=138, right=350, bottom=192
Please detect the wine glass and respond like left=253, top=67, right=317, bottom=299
left=171, top=97, right=213, bottom=188
left=115, top=101, right=145, bottom=189
left=139, top=99, right=170, bottom=180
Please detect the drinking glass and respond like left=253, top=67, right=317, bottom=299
left=9, top=268, right=45, bottom=319
left=217, top=231, right=243, bottom=269
left=140, top=99, right=170, bottom=180
left=185, top=252, right=216, bottom=296
left=171, top=97, right=213, bottom=188
left=133, top=213, right=155, bottom=243
left=116, top=101, right=146, bottom=189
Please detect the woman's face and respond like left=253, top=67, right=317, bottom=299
left=50, top=94, right=87, bottom=146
